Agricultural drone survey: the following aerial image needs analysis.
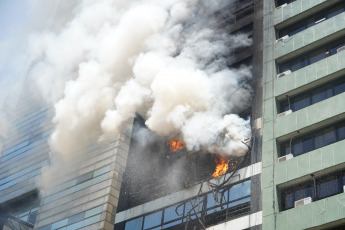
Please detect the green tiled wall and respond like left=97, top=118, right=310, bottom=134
left=275, top=51, right=345, bottom=97
left=274, top=0, right=329, bottom=25
left=274, top=140, right=345, bottom=185
left=274, top=92, right=345, bottom=138
left=276, top=193, right=345, bottom=230
left=262, top=0, right=345, bottom=229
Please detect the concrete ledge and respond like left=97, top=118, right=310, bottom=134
left=206, top=211, right=262, bottom=230
left=275, top=92, right=345, bottom=140
left=275, top=193, right=345, bottom=230
left=275, top=51, right=345, bottom=99
left=275, top=12, right=345, bottom=61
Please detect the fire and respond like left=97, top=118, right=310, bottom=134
left=170, top=139, right=184, bottom=152
left=212, top=155, right=229, bottom=178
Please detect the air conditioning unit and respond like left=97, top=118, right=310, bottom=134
left=276, top=35, right=289, bottom=43
left=337, top=46, right=345, bottom=53
left=276, top=3, right=287, bottom=9
left=278, top=153, right=293, bottom=163
left=294, top=197, right=312, bottom=207
left=277, top=70, right=291, bottom=78
left=277, top=109, right=292, bottom=118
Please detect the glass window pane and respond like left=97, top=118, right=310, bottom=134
left=280, top=100, right=290, bottom=113
left=279, top=29, right=288, bottom=38
left=280, top=142, right=291, bottom=156
left=229, top=197, right=250, bottom=207
left=20, top=215, right=29, bottom=222
left=125, top=217, right=143, bottom=230
left=185, top=198, right=203, bottom=219
left=312, top=87, right=333, bottom=104
left=292, top=139, right=303, bottom=156
left=328, top=5, right=345, bottom=18
left=288, top=24, right=306, bottom=37
left=162, top=220, right=182, bottom=229
left=164, top=205, right=183, bottom=222
left=310, top=48, right=328, bottom=65
left=294, top=186, right=314, bottom=201
left=284, top=192, right=294, bottom=210
left=291, top=93, right=310, bottom=111
left=229, top=180, right=251, bottom=201
left=279, top=63, right=290, bottom=73
left=207, top=193, right=220, bottom=209
left=331, top=41, right=345, bottom=54
left=301, top=137, right=313, bottom=154
left=334, top=81, right=345, bottom=95
left=290, top=58, right=307, bottom=72
left=323, top=127, right=337, bottom=146
left=337, top=123, right=345, bottom=141
left=28, top=212, right=38, bottom=225
left=144, top=211, right=162, bottom=229
left=317, top=175, right=340, bottom=199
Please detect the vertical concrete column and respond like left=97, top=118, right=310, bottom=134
left=101, top=132, right=131, bottom=230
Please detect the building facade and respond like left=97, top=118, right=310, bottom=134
left=0, top=80, right=132, bottom=230
left=0, top=0, right=264, bottom=230
left=262, top=0, right=345, bottom=229
left=114, top=0, right=264, bottom=229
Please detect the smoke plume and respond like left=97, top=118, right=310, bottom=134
left=28, top=0, right=253, bottom=161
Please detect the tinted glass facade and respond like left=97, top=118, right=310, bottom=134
left=263, top=0, right=345, bottom=229
left=115, top=180, right=251, bottom=230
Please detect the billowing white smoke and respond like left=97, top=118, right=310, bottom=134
left=29, top=0, right=253, bottom=159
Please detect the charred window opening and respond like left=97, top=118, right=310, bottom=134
left=276, top=0, right=296, bottom=7
left=118, top=116, right=250, bottom=212
left=235, top=3, right=254, bottom=22
left=216, top=0, right=254, bottom=28
left=0, top=192, right=40, bottom=229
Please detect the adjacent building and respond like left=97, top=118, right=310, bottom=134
left=262, top=0, right=345, bottom=229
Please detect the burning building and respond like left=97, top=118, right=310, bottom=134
left=0, top=0, right=263, bottom=230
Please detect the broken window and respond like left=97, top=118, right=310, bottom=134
left=117, top=115, right=251, bottom=212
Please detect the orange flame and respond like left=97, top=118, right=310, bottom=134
left=170, top=139, right=184, bottom=152
left=212, top=155, right=229, bottom=177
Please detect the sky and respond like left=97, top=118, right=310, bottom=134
left=0, top=0, right=61, bottom=106
left=0, top=0, right=31, bottom=98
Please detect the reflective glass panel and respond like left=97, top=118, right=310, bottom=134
left=317, top=175, right=340, bottom=199
left=164, top=204, right=182, bottom=222
left=125, top=217, right=143, bottom=230
left=143, top=211, right=162, bottom=229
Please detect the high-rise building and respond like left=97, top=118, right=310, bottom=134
left=113, top=0, right=264, bottom=229
left=262, top=0, right=345, bottom=229
left=0, top=0, right=264, bottom=230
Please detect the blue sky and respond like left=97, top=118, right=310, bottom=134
left=0, top=0, right=33, bottom=103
